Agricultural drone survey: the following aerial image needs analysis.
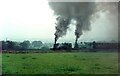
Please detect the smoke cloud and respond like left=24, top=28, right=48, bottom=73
left=54, top=16, right=71, bottom=44
left=97, top=2, right=118, bottom=41
left=97, top=2, right=118, bottom=14
left=49, top=2, right=118, bottom=43
left=49, top=2, right=96, bottom=43
left=118, top=2, right=120, bottom=42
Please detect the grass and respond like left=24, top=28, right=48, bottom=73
left=2, top=51, right=118, bottom=74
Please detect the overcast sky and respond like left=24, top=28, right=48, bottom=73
left=0, top=0, right=118, bottom=43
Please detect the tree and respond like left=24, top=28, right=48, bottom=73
left=1, top=41, right=6, bottom=50
left=41, top=46, right=49, bottom=50
left=6, top=41, right=15, bottom=50
left=32, top=41, right=43, bottom=49
left=41, top=44, right=49, bottom=50
left=13, top=42, right=21, bottom=50
left=20, top=41, right=30, bottom=50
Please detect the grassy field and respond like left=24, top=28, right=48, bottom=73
left=2, top=51, right=118, bottom=74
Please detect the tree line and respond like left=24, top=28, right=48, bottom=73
left=1, top=40, right=50, bottom=50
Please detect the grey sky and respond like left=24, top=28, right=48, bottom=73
left=0, top=0, right=118, bottom=43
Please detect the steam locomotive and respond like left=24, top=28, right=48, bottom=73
left=53, top=43, right=72, bottom=50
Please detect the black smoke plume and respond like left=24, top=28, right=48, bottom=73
left=49, top=2, right=118, bottom=43
left=54, top=16, right=71, bottom=44
left=49, top=2, right=96, bottom=43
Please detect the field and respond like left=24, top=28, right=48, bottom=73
left=2, top=51, right=118, bottom=74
